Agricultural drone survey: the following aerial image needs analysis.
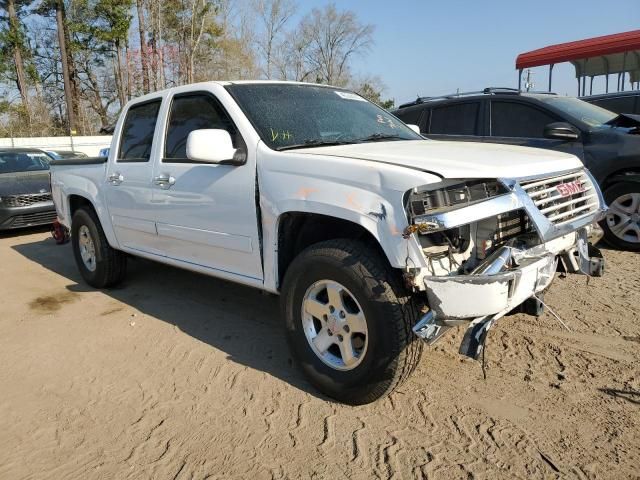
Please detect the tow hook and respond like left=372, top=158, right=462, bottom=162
left=412, top=311, right=450, bottom=344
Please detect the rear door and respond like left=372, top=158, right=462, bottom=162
left=149, top=89, right=263, bottom=282
left=486, top=100, right=584, bottom=159
left=105, top=98, right=163, bottom=255
left=424, top=100, right=484, bottom=142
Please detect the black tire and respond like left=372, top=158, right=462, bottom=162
left=601, top=182, right=640, bottom=251
left=71, top=207, right=127, bottom=288
left=281, top=239, right=423, bottom=405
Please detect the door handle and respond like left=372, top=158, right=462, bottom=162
left=154, top=173, right=176, bottom=189
left=108, top=172, right=124, bottom=185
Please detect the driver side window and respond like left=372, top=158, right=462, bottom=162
left=164, top=93, right=239, bottom=162
left=491, top=101, right=558, bottom=138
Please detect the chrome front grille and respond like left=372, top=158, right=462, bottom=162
left=520, top=170, right=599, bottom=227
left=3, top=193, right=52, bottom=207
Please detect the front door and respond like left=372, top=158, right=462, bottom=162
left=150, top=90, right=263, bottom=282
left=105, top=98, right=163, bottom=255
left=485, top=100, right=584, bottom=159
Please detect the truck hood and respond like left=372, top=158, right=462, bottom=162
left=0, top=171, right=51, bottom=196
left=294, top=140, right=584, bottom=179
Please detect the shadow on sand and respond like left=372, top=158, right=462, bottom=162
left=599, top=388, right=640, bottom=405
left=12, top=236, right=324, bottom=398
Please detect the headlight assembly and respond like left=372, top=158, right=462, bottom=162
left=408, top=179, right=509, bottom=217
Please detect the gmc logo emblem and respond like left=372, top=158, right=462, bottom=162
left=556, top=180, right=585, bottom=197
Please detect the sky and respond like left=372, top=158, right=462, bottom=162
left=294, top=0, right=640, bottom=104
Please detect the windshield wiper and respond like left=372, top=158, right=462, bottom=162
left=355, top=133, right=402, bottom=142
left=276, top=139, right=356, bottom=151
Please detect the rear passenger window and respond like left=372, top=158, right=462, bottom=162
left=118, top=100, right=161, bottom=162
left=491, top=101, right=557, bottom=138
left=164, top=93, right=239, bottom=162
left=429, top=102, right=479, bottom=135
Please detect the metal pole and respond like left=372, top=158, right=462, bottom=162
left=518, top=69, right=522, bottom=91
left=548, top=64, right=554, bottom=92
left=589, top=76, right=594, bottom=95
left=621, top=52, right=628, bottom=92
left=577, top=77, right=581, bottom=96
left=617, top=73, right=622, bottom=92
left=582, top=58, right=588, bottom=96
left=605, top=74, right=609, bottom=93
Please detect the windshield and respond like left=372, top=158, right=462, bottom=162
left=0, top=152, right=50, bottom=174
left=539, top=96, right=617, bottom=127
left=226, top=83, right=422, bottom=150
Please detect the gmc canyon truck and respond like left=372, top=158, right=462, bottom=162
left=50, top=81, right=606, bottom=405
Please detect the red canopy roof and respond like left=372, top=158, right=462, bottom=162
left=516, top=30, right=640, bottom=70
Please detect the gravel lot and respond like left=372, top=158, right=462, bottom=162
left=0, top=229, right=638, bottom=479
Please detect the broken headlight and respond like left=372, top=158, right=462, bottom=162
left=408, top=179, right=509, bottom=217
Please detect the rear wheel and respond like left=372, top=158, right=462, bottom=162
left=281, top=239, right=423, bottom=405
left=602, top=182, right=640, bottom=251
left=71, top=207, right=127, bottom=288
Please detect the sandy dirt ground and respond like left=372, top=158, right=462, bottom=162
left=0, top=229, right=638, bottom=480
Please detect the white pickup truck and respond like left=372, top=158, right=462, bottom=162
left=50, top=81, right=606, bottom=404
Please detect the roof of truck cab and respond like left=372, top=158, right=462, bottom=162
left=124, top=80, right=346, bottom=106
left=222, top=80, right=337, bottom=87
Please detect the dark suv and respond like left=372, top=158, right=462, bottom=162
left=392, top=88, right=640, bottom=251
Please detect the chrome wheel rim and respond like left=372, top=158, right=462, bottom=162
left=78, top=225, right=97, bottom=272
left=606, top=192, right=640, bottom=244
left=301, top=280, right=368, bottom=371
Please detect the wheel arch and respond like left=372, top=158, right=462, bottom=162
left=602, top=169, right=640, bottom=190
left=275, top=210, right=401, bottom=290
left=69, top=194, right=95, bottom=217
left=65, top=192, right=120, bottom=248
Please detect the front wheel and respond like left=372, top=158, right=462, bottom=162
left=281, top=239, right=423, bottom=405
left=71, top=207, right=127, bottom=288
left=602, top=182, right=640, bottom=251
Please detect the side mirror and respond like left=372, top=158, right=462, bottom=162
left=543, top=122, right=580, bottom=141
left=186, top=129, right=239, bottom=164
left=407, top=124, right=421, bottom=134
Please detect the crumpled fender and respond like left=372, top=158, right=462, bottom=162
left=256, top=143, right=441, bottom=291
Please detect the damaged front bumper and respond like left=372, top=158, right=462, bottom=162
left=413, top=228, right=605, bottom=359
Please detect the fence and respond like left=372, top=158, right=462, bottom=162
left=0, top=136, right=113, bottom=157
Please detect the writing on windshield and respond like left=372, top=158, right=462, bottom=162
left=226, top=83, right=421, bottom=150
